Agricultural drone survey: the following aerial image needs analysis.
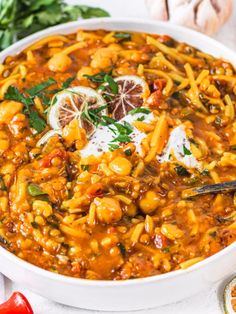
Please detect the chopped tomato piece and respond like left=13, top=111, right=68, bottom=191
left=153, top=79, right=166, bottom=92
left=39, top=149, right=67, bottom=168
left=154, top=233, right=168, bottom=249
left=146, top=90, right=163, bottom=108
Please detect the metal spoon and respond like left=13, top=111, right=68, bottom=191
left=182, top=180, right=236, bottom=199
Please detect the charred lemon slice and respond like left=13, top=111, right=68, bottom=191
left=48, top=86, right=107, bottom=137
left=100, top=75, right=150, bottom=120
left=224, top=277, right=236, bottom=313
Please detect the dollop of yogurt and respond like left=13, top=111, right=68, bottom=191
left=80, top=112, right=154, bottom=157
left=158, top=125, right=200, bottom=169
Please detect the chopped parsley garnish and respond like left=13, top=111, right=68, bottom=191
left=114, top=33, right=131, bottom=41
left=83, top=70, right=118, bottom=95
left=81, top=165, right=90, bottom=171
left=101, top=116, right=116, bottom=126
left=81, top=103, right=108, bottom=126
left=137, top=116, right=145, bottom=121
left=62, top=76, right=76, bottom=89
left=4, top=86, right=34, bottom=112
left=108, top=144, right=120, bottom=152
left=129, top=107, right=151, bottom=115
left=183, top=144, right=192, bottom=156
left=175, top=165, right=189, bottom=176
left=29, top=111, right=46, bottom=133
left=161, top=247, right=170, bottom=253
left=4, top=79, right=56, bottom=133
left=112, top=134, right=131, bottom=143
left=114, top=121, right=133, bottom=136
left=104, top=74, right=118, bottom=94
left=83, top=71, right=109, bottom=83
left=27, top=183, right=47, bottom=197
left=27, top=78, right=56, bottom=96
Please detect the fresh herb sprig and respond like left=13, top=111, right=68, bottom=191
left=183, top=144, right=192, bottom=156
left=4, top=78, right=57, bottom=133
left=113, top=33, right=131, bottom=41
left=84, top=70, right=118, bottom=95
left=0, top=0, right=109, bottom=51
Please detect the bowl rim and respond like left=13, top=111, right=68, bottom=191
left=1, top=17, right=236, bottom=287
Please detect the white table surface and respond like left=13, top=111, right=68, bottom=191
left=4, top=1, right=236, bottom=313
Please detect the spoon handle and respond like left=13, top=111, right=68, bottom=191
left=182, top=180, right=236, bottom=199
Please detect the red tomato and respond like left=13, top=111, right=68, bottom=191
left=153, top=79, right=166, bottom=92
left=39, top=149, right=67, bottom=168
left=0, top=292, right=34, bottom=314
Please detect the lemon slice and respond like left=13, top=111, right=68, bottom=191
left=224, top=277, right=236, bottom=313
left=48, top=86, right=107, bottom=137
left=99, top=75, right=150, bottom=120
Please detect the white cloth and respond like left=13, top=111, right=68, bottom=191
left=1, top=0, right=236, bottom=313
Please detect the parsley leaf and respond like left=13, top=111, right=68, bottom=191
left=137, top=116, right=145, bottom=121
left=83, top=71, right=118, bottom=95
left=4, top=86, right=33, bottom=112
left=29, top=111, right=46, bottom=133
left=27, top=78, right=56, bottom=96
left=112, top=134, right=131, bottom=143
left=183, top=144, right=192, bottom=156
left=114, top=33, right=131, bottom=41
left=0, top=1, right=109, bottom=51
left=83, top=71, right=108, bottom=83
left=104, top=74, right=118, bottom=94
left=108, top=144, right=120, bottom=151
left=27, top=183, right=47, bottom=197
left=62, top=76, right=76, bottom=89
left=129, top=107, right=151, bottom=115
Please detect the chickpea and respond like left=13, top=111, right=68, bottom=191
left=33, top=200, right=52, bottom=216
left=95, top=197, right=122, bottom=224
left=90, top=45, right=121, bottom=69
left=9, top=113, right=27, bottom=138
left=124, top=203, right=137, bottom=217
left=0, top=101, right=23, bottom=124
left=109, top=157, right=132, bottom=176
left=139, top=190, right=161, bottom=214
left=48, top=53, right=72, bottom=72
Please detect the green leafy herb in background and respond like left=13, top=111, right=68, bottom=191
left=0, top=0, right=110, bottom=51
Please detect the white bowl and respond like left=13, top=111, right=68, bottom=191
left=1, top=18, right=236, bottom=311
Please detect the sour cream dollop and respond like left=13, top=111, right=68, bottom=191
left=158, top=125, right=200, bottom=169
left=80, top=112, right=154, bottom=157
